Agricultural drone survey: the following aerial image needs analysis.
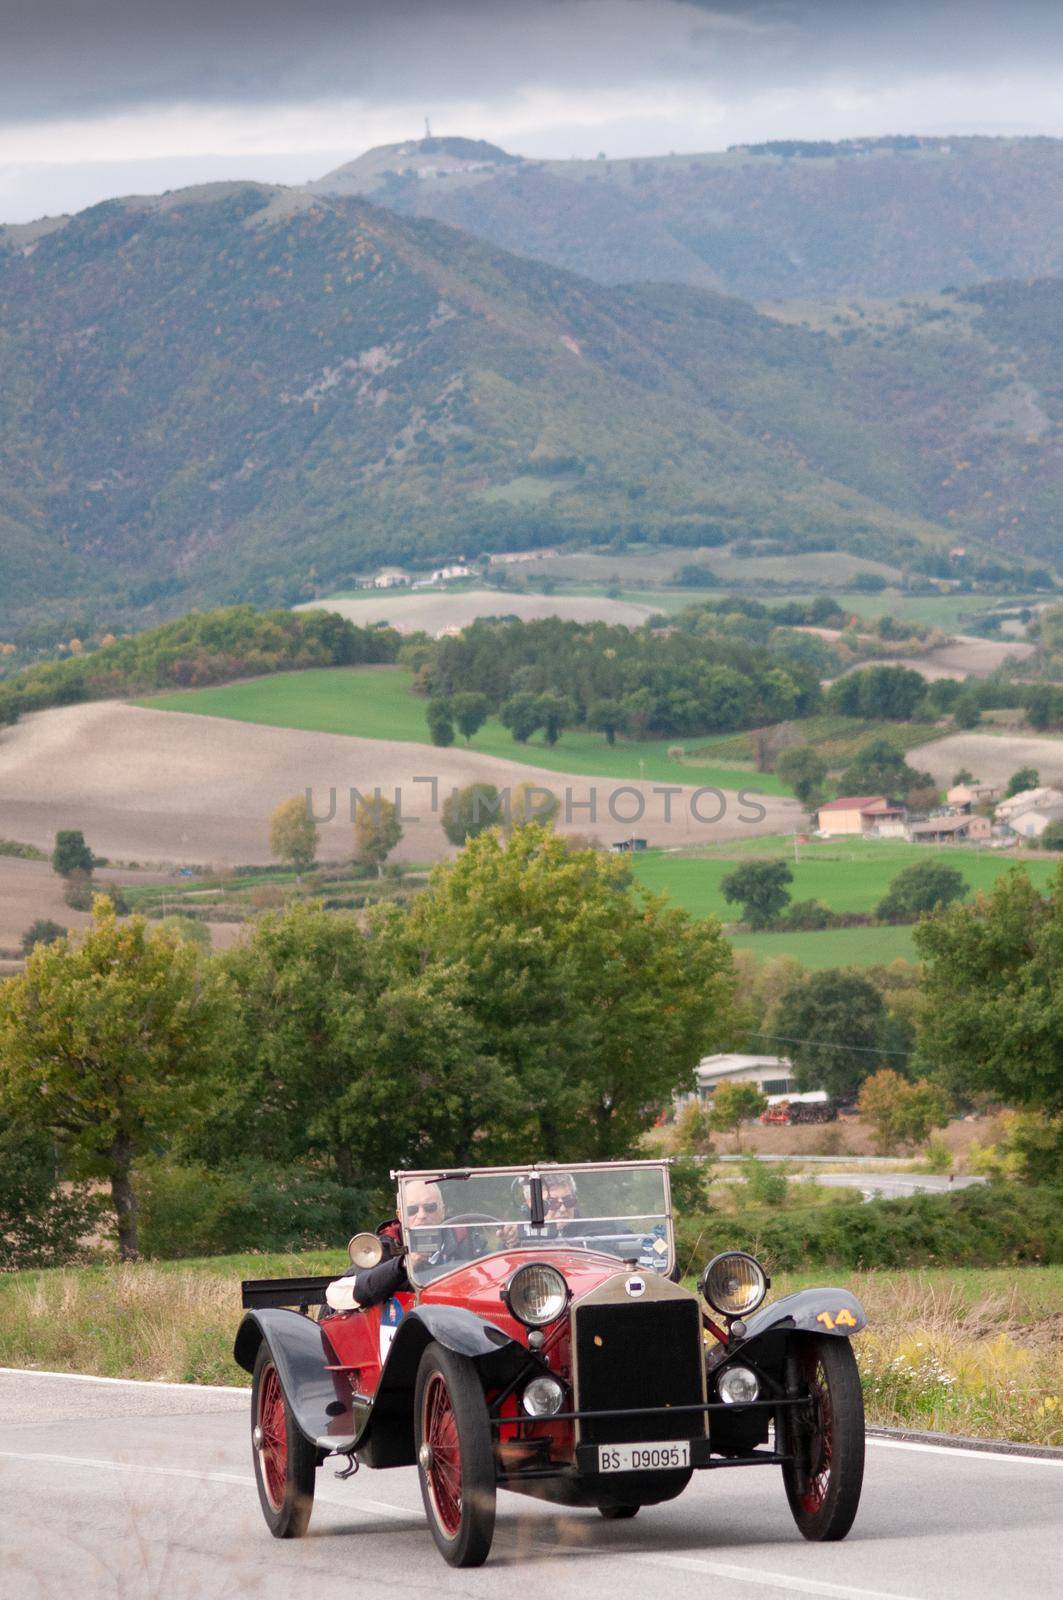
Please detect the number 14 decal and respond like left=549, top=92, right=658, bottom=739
left=817, top=1308, right=858, bottom=1331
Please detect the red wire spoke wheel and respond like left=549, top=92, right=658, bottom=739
left=251, top=1345, right=317, bottom=1538
left=782, top=1335, right=865, bottom=1542
left=415, top=1343, right=497, bottom=1567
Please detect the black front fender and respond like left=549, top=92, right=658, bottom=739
left=736, top=1287, right=867, bottom=1348
left=233, top=1309, right=357, bottom=1452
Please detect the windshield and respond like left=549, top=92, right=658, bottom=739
left=396, top=1163, right=673, bottom=1286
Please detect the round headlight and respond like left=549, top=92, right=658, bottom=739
left=700, top=1252, right=768, bottom=1318
left=717, top=1365, right=760, bottom=1406
left=521, top=1375, right=565, bottom=1417
left=506, top=1263, right=569, bottom=1327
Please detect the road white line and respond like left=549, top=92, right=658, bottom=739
left=868, top=1437, right=1063, bottom=1468
left=0, top=1366, right=247, bottom=1394
left=646, top=1554, right=923, bottom=1600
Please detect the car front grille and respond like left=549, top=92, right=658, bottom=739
left=573, top=1297, right=704, bottom=1445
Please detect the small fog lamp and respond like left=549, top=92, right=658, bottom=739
left=717, top=1365, right=760, bottom=1406
left=521, top=1376, right=565, bottom=1417
left=700, top=1252, right=768, bottom=1318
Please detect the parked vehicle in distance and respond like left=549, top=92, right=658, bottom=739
left=234, top=1160, right=867, bottom=1567
left=761, top=1091, right=838, bottom=1126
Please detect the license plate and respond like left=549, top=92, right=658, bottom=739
left=597, top=1440, right=691, bottom=1473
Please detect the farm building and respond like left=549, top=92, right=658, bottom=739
left=372, top=567, right=411, bottom=589
left=1007, top=802, right=1063, bottom=840
left=815, top=796, right=908, bottom=836
left=946, top=782, right=1000, bottom=810
left=908, top=814, right=992, bottom=844
left=995, top=786, right=1063, bottom=823
left=693, top=1053, right=796, bottom=1101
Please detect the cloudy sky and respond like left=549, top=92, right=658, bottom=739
left=2, top=0, right=1062, bottom=223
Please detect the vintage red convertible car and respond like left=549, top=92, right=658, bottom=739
left=234, top=1159, right=867, bottom=1567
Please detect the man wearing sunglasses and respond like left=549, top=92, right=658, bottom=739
left=323, top=1178, right=446, bottom=1314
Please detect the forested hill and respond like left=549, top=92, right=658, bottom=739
left=313, top=135, right=1063, bottom=302
left=1, top=180, right=1061, bottom=639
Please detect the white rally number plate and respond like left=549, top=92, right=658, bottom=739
left=597, top=1440, right=690, bottom=1473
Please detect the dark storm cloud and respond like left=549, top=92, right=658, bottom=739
left=3, top=1, right=1061, bottom=124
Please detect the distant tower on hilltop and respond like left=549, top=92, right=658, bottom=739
left=424, top=116, right=432, bottom=141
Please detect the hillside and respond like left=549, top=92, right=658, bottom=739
left=312, top=135, right=1063, bottom=302
left=0, top=180, right=1061, bottom=639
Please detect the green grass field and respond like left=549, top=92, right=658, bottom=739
left=730, top=923, right=919, bottom=967
left=137, top=667, right=793, bottom=795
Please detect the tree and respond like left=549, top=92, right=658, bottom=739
left=1005, top=766, right=1039, bottom=798
left=837, top=738, right=932, bottom=802
left=508, top=782, right=560, bottom=829
left=500, top=691, right=542, bottom=743
left=952, top=768, right=974, bottom=786
left=828, top=664, right=926, bottom=721
left=51, top=829, right=94, bottom=878
left=720, top=859, right=793, bottom=929
left=776, top=746, right=829, bottom=808
left=20, top=919, right=66, bottom=956
left=0, top=900, right=224, bottom=1259
left=1040, top=820, right=1063, bottom=852
left=1024, top=684, right=1061, bottom=732
left=353, top=794, right=403, bottom=876
left=706, top=1081, right=767, bottom=1152
left=587, top=698, right=626, bottom=746
left=952, top=694, right=981, bottom=730
left=450, top=691, right=490, bottom=744
left=858, top=1070, right=949, bottom=1155
left=404, top=827, right=737, bottom=1159
left=426, top=698, right=455, bottom=747
left=773, top=969, right=893, bottom=1099
left=672, top=1100, right=714, bottom=1155
left=268, top=795, right=317, bottom=875
left=441, top=783, right=503, bottom=845
left=875, top=860, right=967, bottom=922
left=536, top=691, right=575, bottom=746
left=914, top=867, right=1063, bottom=1115
left=196, top=902, right=490, bottom=1189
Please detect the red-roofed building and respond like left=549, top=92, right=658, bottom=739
left=815, top=795, right=908, bottom=836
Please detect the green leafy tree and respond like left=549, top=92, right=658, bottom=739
left=51, top=829, right=94, bottom=878
left=450, top=691, right=491, bottom=744
left=1040, top=820, right=1063, bottom=852
left=588, top=698, right=627, bottom=746
left=441, top=783, right=503, bottom=845
left=858, top=1070, right=950, bottom=1155
left=773, top=969, right=894, bottom=1099
left=875, top=860, right=967, bottom=922
left=198, top=902, right=491, bottom=1189
left=720, top=859, right=793, bottom=929
left=0, top=1110, right=102, bottom=1270
left=706, top=1081, right=767, bottom=1152
left=672, top=1099, right=715, bottom=1156
left=268, top=794, right=317, bottom=875
left=354, top=794, right=403, bottom=876
left=500, top=691, right=542, bottom=743
left=0, top=900, right=225, bottom=1259
left=1005, top=766, right=1039, bottom=798
left=952, top=694, right=981, bottom=729
left=508, top=782, right=560, bottom=829
left=914, top=867, right=1063, bottom=1115
left=952, top=768, right=974, bottom=786
left=837, top=738, right=932, bottom=802
left=1024, top=685, right=1060, bottom=732
left=536, top=691, right=576, bottom=746
left=426, top=698, right=455, bottom=747
left=20, top=919, right=66, bottom=956
left=405, top=827, right=737, bottom=1159
left=776, top=746, right=829, bottom=807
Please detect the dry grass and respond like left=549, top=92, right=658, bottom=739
left=2, top=1257, right=1059, bottom=1445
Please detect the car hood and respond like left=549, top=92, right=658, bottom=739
left=415, top=1247, right=641, bottom=1315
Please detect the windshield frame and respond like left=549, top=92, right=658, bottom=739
left=393, top=1160, right=675, bottom=1287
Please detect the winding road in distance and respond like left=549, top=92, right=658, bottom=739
left=1, top=1370, right=1059, bottom=1600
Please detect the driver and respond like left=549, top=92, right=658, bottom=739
left=323, top=1178, right=445, bottom=1314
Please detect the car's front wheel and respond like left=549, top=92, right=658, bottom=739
left=782, top=1335, right=865, bottom=1541
left=251, top=1344, right=317, bottom=1538
left=598, top=1503, right=639, bottom=1520
left=414, top=1342, right=496, bottom=1567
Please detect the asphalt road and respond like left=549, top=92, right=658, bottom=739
left=1, top=1370, right=1059, bottom=1600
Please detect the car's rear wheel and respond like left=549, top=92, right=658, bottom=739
left=782, top=1336, right=864, bottom=1542
left=251, top=1344, right=316, bottom=1538
left=598, top=1503, right=639, bottom=1520
left=414, top=1343, right=496, bottom=1567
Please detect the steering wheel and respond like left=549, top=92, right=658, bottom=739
left=442, top=1211, right=504, bottom=1226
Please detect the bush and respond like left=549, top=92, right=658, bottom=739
left=63, top=870, right=95, bottom=910
left=0, top=1115, right=102, bottom=1269
left=675, top=1183, right=1063, bottom=1273
left=135, top=1158, right=373, bottom=1258
left=668, top=1155, right=714, bottom=1215
left=20, top=919, right=66, bottom=955
left=52, top=829, right=94, bottom=878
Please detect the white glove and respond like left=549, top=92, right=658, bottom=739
left=325, top=1277, right=362, bottom=1313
